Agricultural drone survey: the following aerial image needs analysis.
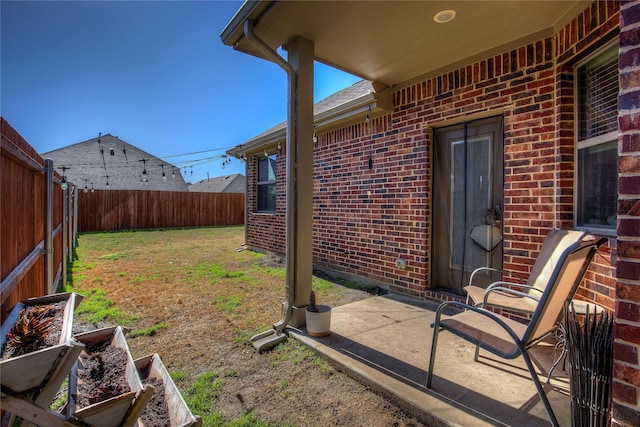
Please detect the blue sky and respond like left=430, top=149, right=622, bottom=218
left=1, top=0, right=361, bottom=182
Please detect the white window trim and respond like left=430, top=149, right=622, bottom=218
left=574, top=41, right=618, bottom=237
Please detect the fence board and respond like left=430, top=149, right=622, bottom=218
left=76, top=189, right=244, bottom=232
left=1, top=118, right=73, bottom=320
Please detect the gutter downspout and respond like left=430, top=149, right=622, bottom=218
left=244, top=20, right=296, bottom=338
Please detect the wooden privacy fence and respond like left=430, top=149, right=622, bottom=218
left=77, top=190, right=244, bottom=232
left=1, top=117, right=245, bottom=319
left=1, top=118, right=76, bottom=321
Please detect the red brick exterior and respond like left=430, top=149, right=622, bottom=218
left=243, top=1, right=638, bottom=420
left=613, top=1, right=640, bottom=425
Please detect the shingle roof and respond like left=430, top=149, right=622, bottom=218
left=188, top=174, right=245, bottom=193
left=41, top=134, right=189, bottom=191
left=246, top=79, right=374, bottom=142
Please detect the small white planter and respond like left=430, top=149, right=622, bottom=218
left=305, top=305, right=331, bottom=337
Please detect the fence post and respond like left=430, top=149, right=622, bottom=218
left=44, top=159, right=54, bottom=294
left=62, top=182, right=68, bottom=291
left=68, top=185, right=73, bottom=259
left=73, top=187, right=78, bottom=249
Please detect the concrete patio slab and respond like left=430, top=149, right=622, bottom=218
left=289, top=294, right=571, bottom=426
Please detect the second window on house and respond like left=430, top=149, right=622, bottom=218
left=576, top=42, right=618, bottom=235
left=257, top=153, right=276, bottom=212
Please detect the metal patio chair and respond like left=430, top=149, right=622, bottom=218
left=426, top=232, right=605, bottom=427
left=464, top=229, right=587, bottom=315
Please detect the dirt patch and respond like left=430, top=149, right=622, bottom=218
left=76, top=342, right=131, bottom=407
left=71, top=228, right=428, bottom=426
left=140, top=377, right=170, bottom=426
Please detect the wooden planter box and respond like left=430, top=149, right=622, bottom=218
left=135, top=354, right=202, bottom=427
left=0, top=292, right=84, bottom=394
left=70, top=326, right=154, bottom=427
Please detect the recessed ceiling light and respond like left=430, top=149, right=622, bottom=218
left=434, top=9, right=456, bottom=24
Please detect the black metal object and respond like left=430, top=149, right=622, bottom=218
left=566, top=302, right=614, bottom=427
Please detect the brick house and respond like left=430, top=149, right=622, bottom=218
left=222, top=1, right=640, bottom=424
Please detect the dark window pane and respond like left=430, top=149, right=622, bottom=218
left=577, top=140, right=617, bottom=229
left=257, top=153, right=276, bottom=212
left=257, top=183, right=276, bottom=212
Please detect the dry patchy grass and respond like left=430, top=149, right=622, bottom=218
left=69, top=226, right=426, bottom=427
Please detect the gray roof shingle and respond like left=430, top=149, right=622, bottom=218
left=42, top=134, right=189, bottom=191
left=188, top=174, right=245, bottom=193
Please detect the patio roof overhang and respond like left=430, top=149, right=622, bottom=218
left=221, top=0, right=590, bottom=90
left=218, top=0, right=593, bottom=339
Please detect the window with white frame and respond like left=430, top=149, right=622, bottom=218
left=257, top=152, right=276, bottom=212
left=576, top=43, right=618, bottom=234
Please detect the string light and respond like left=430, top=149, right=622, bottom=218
left=84, top=179, right=88, bottom=193
left=171, top=166, right=176, bottom=179
left=57, top=166, right=70, bottom=190
left=161, top=164, right=167, bottom=181
left=140, top=159, right=148, bottom=183
left=90, top=182, right=94, bottom=193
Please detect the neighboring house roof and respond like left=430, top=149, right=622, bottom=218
left=42, top=134, right=189, bottom=191
left=228, top=79, right=383, bottom=157
left=189, top=174, right=246, bottom=193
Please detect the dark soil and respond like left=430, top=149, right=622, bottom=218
left=140, top=377, right=170, bottom=427
left=76, top=341, right=131, bottom=407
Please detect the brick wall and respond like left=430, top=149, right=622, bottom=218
left=239, top=0, right=637, bottom=421
left=613, top=1, right=640, bottom=425
left=244, top=1, right=621, bottom=303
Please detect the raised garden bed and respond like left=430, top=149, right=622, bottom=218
left=1, top=292, right=84, bottom=394
left=69, top=326, right=153, bottom=427
left=135, top=354, right=202, bottom=427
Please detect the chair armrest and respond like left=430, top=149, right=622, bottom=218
left=482, top=285, right=541, bottom=306
left=468, top=267, right=525, bottom=287
left=430, top=301, right=522, bottom=344
left=485, top=281, right=539, bottom=294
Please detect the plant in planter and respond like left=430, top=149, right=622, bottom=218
left=4, top=308, right=55, bottom=357
left=305, top=291, right=331, bottom=337
left=0, top=292, right=85, bottom=426
left=1, top=292, right=84, bottom=393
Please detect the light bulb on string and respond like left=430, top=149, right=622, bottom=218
left=140, top=159, right=149, bottom=183
left=161, top=164, right=167, bottom=181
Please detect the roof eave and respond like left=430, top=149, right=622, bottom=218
left=227, top=90, right=390, bottom=159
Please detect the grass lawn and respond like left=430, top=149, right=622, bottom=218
left=66, top=226, right=422, bottom=427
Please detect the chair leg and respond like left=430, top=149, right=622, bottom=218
left=426, top=321, right=442, bottom=388
left=520, top=348, right=560, bottom=427
left=474, top=344, right=480, bottom=362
